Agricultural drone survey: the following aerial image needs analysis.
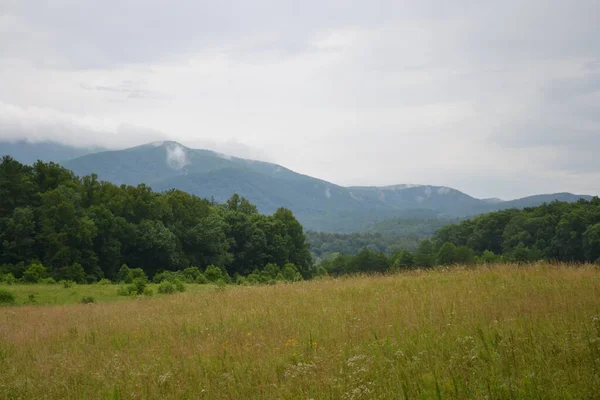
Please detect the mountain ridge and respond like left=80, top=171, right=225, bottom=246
left=1, top=139, right=594, bottom=232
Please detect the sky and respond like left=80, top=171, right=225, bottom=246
left=1, top=0, right=599, bottom=199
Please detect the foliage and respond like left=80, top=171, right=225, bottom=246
left=22, top=263, right=47, bottom=283
left=0, top=157, right=312, bottom=282
left=307, top=231, right=421, bottom=261
left=157, top=280, right=185, bottom=294
left=58, top=263, right=86, bottom=284
left=0, top=288, right=16, bottom=304
left=80, top=296, right=95, bottom=304
left=61, top=280, right=75, bottom=288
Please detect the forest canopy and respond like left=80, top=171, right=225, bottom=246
left=0, top=156, right=312, bottom=282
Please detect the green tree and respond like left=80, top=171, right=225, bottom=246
left=414, top=239, right=435, bottom=267
left=23, top=263, right=47, bottom=283
left=437, top=242, right=457, bottom=265
left=393, top=250, right=414, bottom=269
left=58, top=263, right=86, bottom=283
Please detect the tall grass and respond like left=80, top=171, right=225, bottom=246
left=1, top=263, right=600, bottom=399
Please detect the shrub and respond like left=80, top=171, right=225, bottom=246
left=58, top=263, right=86, bottom=284
left=314, top=265, right=328, bottom=278
left=158, top=279, right=185, bottom=294
left=62, top=280, right=76, bottom=288
left=98, top=278, right=112, bottom=285
left=131, top=278, right=147, bottom=295
left=0, top=272, right=16, bottom=285
left=234, top=274, right=246, bottom=285
left=80, top=296, right=95, bottom=304
left=158, top=281, right=176, bottom=294
left=23, top=263, right=47, bottom=283
left=117, top=264, right=133, bottom=283
left=117, top=285, right=134, bottom=296
left=246, top=271, right=261, bottom=285
left=181, top=267, right=201, bottom=283
left=153, top=271, right=176, bottom=283
left=39, top=277, right=57, bottom=284
left=130, top=268, right=147, bottom=281
left=195, top=273, right=208, bottom=284
left=0, top=289, right=16, bottom=305
left=174, top=280, right=186, bottom=292
left=282, top=263, right=303, bottom=282
left=143, top=287, right=154, bottom=296
left=262, top=263, right=280, bottom=281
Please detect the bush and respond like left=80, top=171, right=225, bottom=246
left=234, top=274, right=246, bottom=285
left=58, top=263, right=86, bottom=284
left=80, top=296, right=95, bottom=304
left=158, top=279, right=185, bottom=294
left=0, top=289, right=16, bottom=305
left=23, top=263, right=47, bottom=283
left=181, top=267, right=201, bottom=283
left=174, top=280, right=186, bottom=292
left=314, top=265, right=328, bottom=278
left=131, top=278, right=147, bottom=295
left=282, top=263, right=303, bottom=282
left=98, top=278, right=112, bottom=285
left=0, top=273, right=16, bottom=285
left=39, top=277, right=57, bottom=284
left=158, top=281, right=176, bottom=294
left=117, top=264, right=133, bottom=283
left=153, top=271, right=176, bottom=283
left=204, top=265, right=225, bottom=283
left=62, top=280, right=76, bottom=288
left=117, top=285, right=134, bottom=296
left=245, top=271, right=261, bottom=285
left=195, top=273, right=208, bottom=284
left=143, top=287, right=154, bottom=296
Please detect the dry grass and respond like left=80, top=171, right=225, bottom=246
left=2, top=263, right=600, bottom=399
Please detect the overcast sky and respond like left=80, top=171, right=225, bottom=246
left=1, top=0, right=599, bottom=199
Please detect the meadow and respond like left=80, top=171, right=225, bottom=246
left=1, top=264, right=600, bottom=399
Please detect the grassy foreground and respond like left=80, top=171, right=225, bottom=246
left=2, top=264, right=600, bottom=399
left=1, top=283, right=216, bottom=306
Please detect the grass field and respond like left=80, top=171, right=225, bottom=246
left=2, top=264, right=600, bottom=399
left=0, top=282, right=217, bottom=306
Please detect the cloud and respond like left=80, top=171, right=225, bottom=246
left=165, top=143, right=189, bottom=170
left=0, top=0, right=599, bottom=199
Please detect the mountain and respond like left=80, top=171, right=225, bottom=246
left=3, top=140, right=595, bottom=232
left=0, top=140, right=105, bottom=165
left=495, top=193, right=593, bottom=210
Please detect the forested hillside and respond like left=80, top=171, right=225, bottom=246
left=319, top=197, right=600, bottom=276
left=432, top=199, right=600, bottom=263
left=0, top=156, right=312, bottom=282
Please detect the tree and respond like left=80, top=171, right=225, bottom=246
left=282, top=263, right=303, bottom=282
left=393, top=250, right=414, bottom=269
left=414, top=239, right=435, bottom=267
left=437, top=242, right=457, bottom=265
left=454, top=246, right=475, bottom=264
left=58, top=263, right=86, bottom=283
left=583, top=223, right=600, bottom=262
left=23, top=263, right=47, bottom=283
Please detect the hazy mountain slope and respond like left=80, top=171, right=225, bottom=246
left=0, top=140, right=104, bottom=165
left=495, top=193, right=594, bottom=210
left=5, top=140, right=596, bottom=232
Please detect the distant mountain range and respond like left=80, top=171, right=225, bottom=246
left=1, top=139, right=594, bottom=232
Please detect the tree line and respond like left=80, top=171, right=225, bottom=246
left=0, top=156, right=312, bottom=283
left=320, top=197, right=600, bottom=275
